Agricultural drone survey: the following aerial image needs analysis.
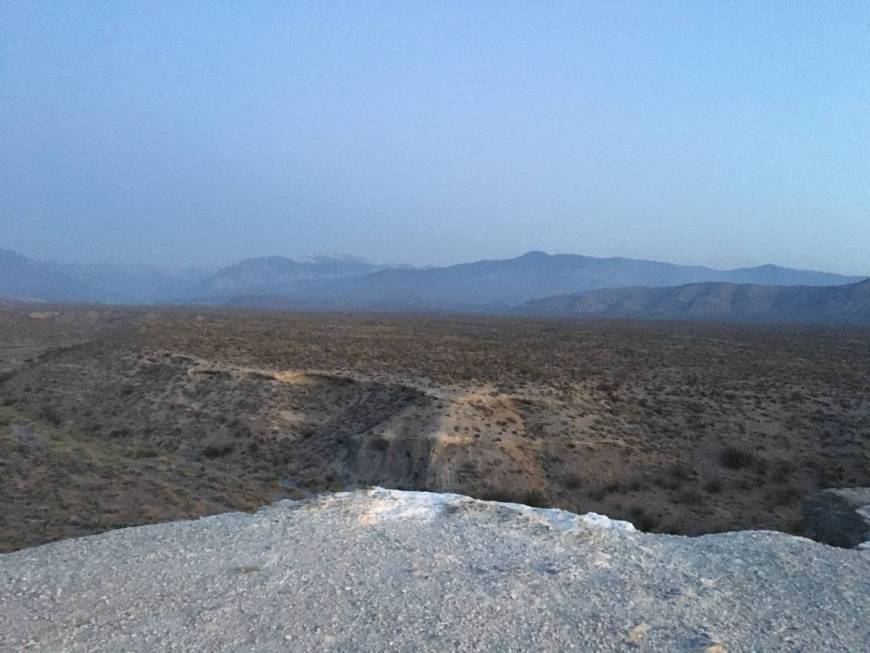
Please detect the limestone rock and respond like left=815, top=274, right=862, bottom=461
left=0, top=488, right=868, bottom=652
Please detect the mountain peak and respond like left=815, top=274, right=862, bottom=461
left=518, top=250, right=549, bottom=259
left=751, top=263, right=783, bottom=271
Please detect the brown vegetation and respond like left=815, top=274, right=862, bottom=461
left=0, top=305, right=868, bottom=551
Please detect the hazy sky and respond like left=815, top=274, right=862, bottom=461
left=2, top=2, right=869, bottom=273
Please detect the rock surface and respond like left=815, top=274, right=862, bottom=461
left=802, top=487, right=870, bottom=549
left=0, top=488, right=868, bottom=652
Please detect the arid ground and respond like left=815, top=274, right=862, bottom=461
left=1, top=305, right=868, bottom=552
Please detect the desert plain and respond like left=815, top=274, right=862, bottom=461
left=1, top=304, right=868, bottom=552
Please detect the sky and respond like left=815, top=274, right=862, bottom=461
left=1, top=2, right=869, bottom=273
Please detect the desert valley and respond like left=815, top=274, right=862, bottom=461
left=4, top=4, right=870, bottom=648
left=2, top=304, right=867, bottom=553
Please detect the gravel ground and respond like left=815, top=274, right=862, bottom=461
left=0, top=488, right=868, bottom=652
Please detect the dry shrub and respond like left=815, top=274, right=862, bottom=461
left=719, top=446, right=755, bottom=470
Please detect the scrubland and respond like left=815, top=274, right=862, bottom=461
left=1, top=305, right=868, bottom=551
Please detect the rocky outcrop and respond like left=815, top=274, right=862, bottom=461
left=803, top=488, right=870, bottom=549
left=1, top=489, right=868, bottom=652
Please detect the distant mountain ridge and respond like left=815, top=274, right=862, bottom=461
left=1, top=247, right=867, bottom=322
left=0, top=248, right=104, bottom=303
left=0, top=249, right=393, bottom=304
left=519, top=279, right=870, bottom=325
left=224, top=251, right=867, bottom=312
left=200, top=255, right=387, bottom=299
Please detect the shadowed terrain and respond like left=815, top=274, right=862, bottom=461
left=521, top=278, right=870, bottom=325
left=1, top=305, right=868, bottom=551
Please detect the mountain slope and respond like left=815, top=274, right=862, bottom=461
left=0, top=248, right=104, bottom=302
left=0, top=251, right=388, bottom=304
left=54, top=262, right=210, bottom=304
left=226, top=251, right=866, bottom=312
left=520, top=278, right=870, bottom=325
left=724, top=263, right=861, bottom=287
left=199, top=255, right=385, bottom=298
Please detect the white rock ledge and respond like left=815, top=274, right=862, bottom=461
left=0, top=488, right=867, bottom=652
left=353, top=487, right=636, bottom=532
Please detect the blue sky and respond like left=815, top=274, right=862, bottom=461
left=2, top=2, right=868, bottom=273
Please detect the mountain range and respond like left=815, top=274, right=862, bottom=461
left=198, top=255, right=395, bottom=299
left=224, top=250, right=863, bottom=312
left=520, top=279, right=870, bottom=325
left=0, top=248, right=104, bottom=303
left=0, top=249, right=392, bottom=305
left=1, top=246, right=867, bottom=324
